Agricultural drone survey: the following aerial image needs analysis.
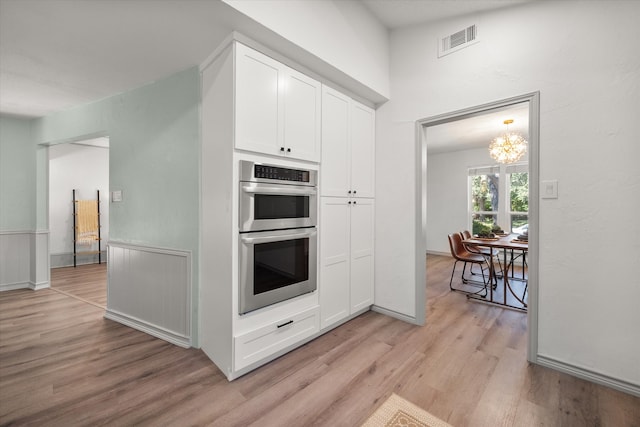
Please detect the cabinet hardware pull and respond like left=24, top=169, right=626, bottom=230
left=277, top=320, right=294, bottom=328
left=353, top=201, right=357, bottom=204
left=287, top=148, right=291, bottom=153
left=353, top=190, right=357, bottom=194
left=280, top=147, right=285, bottom=152
left=348, top=201, right=352, bottom=204
left=348, top=190, right=352, bottom=194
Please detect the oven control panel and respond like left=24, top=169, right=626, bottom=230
left=240, top=161, right=317, bottom=186
left=254, top=164, right=309, bottom=182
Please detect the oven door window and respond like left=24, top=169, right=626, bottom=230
left=254, top=194, right=309, bottom=220
left=254, top=238, right=309, bottom=295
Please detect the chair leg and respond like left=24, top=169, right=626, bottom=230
left=461, top=261, right=468, bottom=283
left=450, top=259, right=488, bottom=297
left=449, top=259, right=459, bottom=291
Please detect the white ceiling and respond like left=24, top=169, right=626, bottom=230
left=0, top=0, right=242, bottom=118
left=426, top=102, right=529, bottom=154
left=361, top=0, right=533, bottom=29
left=0, top=0, right=532, bottom=152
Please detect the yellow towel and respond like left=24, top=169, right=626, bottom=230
left=76, top=200, right=98, bottom=245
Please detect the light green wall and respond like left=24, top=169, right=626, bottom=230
left=33, top=67, right=201, bottom=343
left=0, top=116, right=35, bottom=231
left=34, top=67, right=200, bottom=249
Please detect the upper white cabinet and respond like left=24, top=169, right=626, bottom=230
left=349, top=102, right=376, bottom=198
left=321, top=85, right=375, bottom=198
left=235, top=43, right=321, bottom=162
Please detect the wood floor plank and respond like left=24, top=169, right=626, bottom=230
left=245, top=340, right=393, bottom=427
left=1, top=258, right=638, bottom=426
left=470, top=346, right=529, bottom=426
left=211, top=359, right=329, bottom=427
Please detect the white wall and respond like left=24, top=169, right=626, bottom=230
left=376, top=1, right=640, bottom=388
left=49, top=142, right=109, bottom=266
left=427, top=147, right=492, bottom=254
left=222, top=0, right=390, bottom=102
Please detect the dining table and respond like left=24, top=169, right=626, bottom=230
left=462, top=234, right=528, bottom=311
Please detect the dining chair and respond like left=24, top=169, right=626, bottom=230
left=460, top=230, right=503, bottom=279
left=447, top=233, right=488, bottom=296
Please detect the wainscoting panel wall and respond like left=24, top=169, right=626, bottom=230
left=31, top=231, right=50, bottom=289
left=0, top=231, right=30, bottom=291
left=106, top=242, right=192, bottom=347
left=0, top=231, right=49, bottom=291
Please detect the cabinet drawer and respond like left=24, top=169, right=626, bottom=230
left=234, top=306, right=319, bottom=370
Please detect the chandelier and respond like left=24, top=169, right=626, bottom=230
left=488, top=119, right=528, bottom=164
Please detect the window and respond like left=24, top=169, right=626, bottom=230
left=469, top=166, right=499, bottom=235
left=469, top=164, right=528, bottom=234
left=506, top=164, right=529, bottom=234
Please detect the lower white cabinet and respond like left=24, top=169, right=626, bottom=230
left=234, top=306, right=319, bottom=371
left=320, top=197, right=374, bottom=329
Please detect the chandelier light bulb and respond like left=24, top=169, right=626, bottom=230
left=489, top=119, right=528, bottom=164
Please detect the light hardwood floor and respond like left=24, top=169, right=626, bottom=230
left=50, top=263, right=107, bottom=308
left=1, top=256, right=638, bottom=426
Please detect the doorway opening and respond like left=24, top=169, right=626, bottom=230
left=415, top=92, right=540, bottom=362
left=48, top=137, right=109, bottom=308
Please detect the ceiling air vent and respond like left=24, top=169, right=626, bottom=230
left=438, top=24, right=479, bottom=58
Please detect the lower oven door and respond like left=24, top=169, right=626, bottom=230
left=239, top=227, right=317, bottom=315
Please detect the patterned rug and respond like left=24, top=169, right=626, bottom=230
left=361, top=393, right=453, bottom=427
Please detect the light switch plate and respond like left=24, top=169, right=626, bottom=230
left=111, top=190, right=123, bottom=202
left=541, top=180, right=558, bottom=199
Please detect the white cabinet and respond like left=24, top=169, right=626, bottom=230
left=349, top=102, right=376, bottom=198
left=349, top=198, right=375, bottom=312
left=321, top=85, right=375, bottom=197
left=235, top=43, right=321, bottom=162
left=320, top=197, right=374, bottom=329
left=234, top=306, right=319, bottom=371
left=319, top=198, right=350, bottom=327
left=319, top=85, right=375, bottom=329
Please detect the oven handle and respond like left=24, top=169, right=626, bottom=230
left=241, top=185, right=317, bottom=196
left=240, top=229, right=316, bottom=244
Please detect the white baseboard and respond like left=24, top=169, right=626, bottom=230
left=31, top=281, right=50, bottom=290
left=0, top=280, right=50, bottom=292
left=104, top=308, right=190, bottom=348
left=536, top=354, right=640, bottom=397
left=0, top=281, right=31, bottom=291
left=371, top=305, right=420, bottom=325
left=426, top=250, right=451, bottom=257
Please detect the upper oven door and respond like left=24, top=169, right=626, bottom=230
left=239, top=182, right=317, bottom=232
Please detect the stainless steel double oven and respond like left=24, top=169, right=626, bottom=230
left=238, top=161, right=317, bottom=314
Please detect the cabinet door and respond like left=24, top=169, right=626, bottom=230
left=350, top=102, right=375, bottom=198
left=321, top=86, right=351, bottom=197
left=283, top=69, right=321, bottom=162
left=350, top=198, right=374, bottom=313
left=235, top=43, right=282, bottom=156
left=319, top=198, right=351, bottom=328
